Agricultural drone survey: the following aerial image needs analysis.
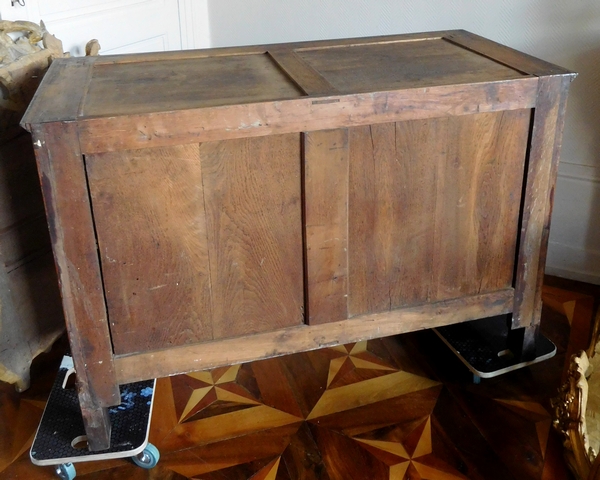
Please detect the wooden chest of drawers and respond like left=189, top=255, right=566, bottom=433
left=22, top=30, right=575, bottom=450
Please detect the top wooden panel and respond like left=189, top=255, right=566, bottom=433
left=84, top=53, right=304, bottom=117
left=296, top=38, right=525, bottom=93
left=22, top=30, right=574, bottom=128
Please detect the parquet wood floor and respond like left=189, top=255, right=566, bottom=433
left=2, top=278, right=596, bottom=479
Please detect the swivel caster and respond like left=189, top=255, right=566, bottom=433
left=132, top=442, right=160, bottom=469
left=55, top=462, right=76, bottom=480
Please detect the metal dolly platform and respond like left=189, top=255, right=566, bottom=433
left=30, top=356, right=159, bottom=479
left=434, top=315, right=556, bottom=383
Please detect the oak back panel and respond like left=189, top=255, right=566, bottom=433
left=86, top=134, right=304, bottom=355
left=304, top=110, right=531, bottom=323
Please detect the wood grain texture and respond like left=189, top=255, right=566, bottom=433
left=86, top=31, right=451, bottom=67
left=32, top=122, right=119, bottom=449
left=348, top=122, right=403, bottom=315
left=297, top=38, right=527, bottom=94
left=347, top=111, right=530, bottom=317
left=513, top=76, right=574, bottom=330
left=76, top=78, right=539, bottom=154
left=114, top=288, right=515, bottom=384
left=86, top=144, right=213, bottom=355
left=20, top=57, right=95, bottom=127
left=304, top=129, right=349, bottom=325
left=346, top=119, right=444, bottom=311
left=84, top=53, right=303, bottom=117
left=432, top=110, right=531, bottom=302
left=443, top=30, right=576, bottom=77
left=268, top=50, right=338, bottom=96
left=200, top=134, right=305, bottom=339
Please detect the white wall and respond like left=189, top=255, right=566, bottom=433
left=0, top=0, right=210, bottom=54
left=207, top=0, right=600, bottom=284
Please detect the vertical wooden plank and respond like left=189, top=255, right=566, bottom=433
left=433, top=111, right=530, bottom=301
left=86, top=145, right=214, bottom=355
left=347, top=120, right=449, bottom=316
left=304, top=129, right=349, bottom=325
left=393, top=119, right=444, bottom=305
left=32, top=121, right=119, bottom=450
left=348, top=123, right=398, bottom=316
left=513, top=76, right=574, bottom=330
left=200, top=134, right=305, bottom=339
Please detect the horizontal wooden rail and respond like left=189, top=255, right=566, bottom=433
left=77, top=77, right=538, bottom=154
left=115, top=288, right=514, bottom=384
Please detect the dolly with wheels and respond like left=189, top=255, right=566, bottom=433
left=30, top=356, right=159, bottom=479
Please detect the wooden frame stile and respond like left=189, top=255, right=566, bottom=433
left=21, top=31, right=576, bottom=450
left=445, top=31, right=577, bottom=359
left=31, top=121, right=119, bottom=451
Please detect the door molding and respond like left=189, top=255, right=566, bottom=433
left=178, top=0, right=210, bottom=50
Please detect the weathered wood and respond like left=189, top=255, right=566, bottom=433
left=296, top=37, right=526, bottom=94
left=20, top=57, right=95, bottom=127
left=346, top=111, right=529, bottom=317
left=114, top=288, right=515, bottom=384
left=86, top=144, right=214, bottom=355
left=21, top=32, right=575, bottom=450
left=348, top=122, right=403, bottom=315
left=31, top=122, right=119, bottom=417
left=268, top=50, right=338, bottom=96
left=0, top=22, right=80, bottom=391
left=304, top=129, right=349, bottom=324
left=83, top=53, right=303, bottom=117
left=76, top=78, right=538, bottom=154
left=200, top=134, right=305, bottom=339
left=443, top=30, right=575, bottom=77
left=80, top=405, right=111, bottom=452
left=90, top=31, right=451, bottom=67
left=432, top=110, right=530, bottom=301
left=513, top=76, right=574, bottom=330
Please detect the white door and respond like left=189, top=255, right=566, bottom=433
left=0, top=0, right=210, bottom=55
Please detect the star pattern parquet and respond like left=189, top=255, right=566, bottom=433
left=0, top=282, right=588, bottom=479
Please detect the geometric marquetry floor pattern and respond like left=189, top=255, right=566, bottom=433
left=0, top=280, right=590, bottom=479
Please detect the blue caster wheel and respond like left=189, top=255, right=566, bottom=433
left=132, top=442, right=160, bottom=469
left=55, top=462, right=76, bottom=480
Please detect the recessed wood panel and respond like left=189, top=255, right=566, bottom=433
left=199, top=134, right=305, bottom=339
left=345, top=110, right=530, bottom=318
left=87, top=136, right=305, bottom=354
left=86, top=145, right=214, bottom=355
left=433, top=110, right=531, bottom=301
left=84, top=53, right=304, bottom=117
left=297, top=39, right=526, bottom=94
